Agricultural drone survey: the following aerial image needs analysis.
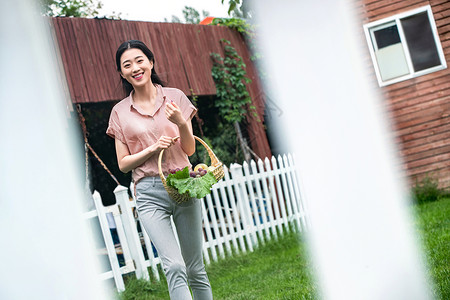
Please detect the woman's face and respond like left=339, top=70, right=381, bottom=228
left=120, top=48, right=154, bottom=88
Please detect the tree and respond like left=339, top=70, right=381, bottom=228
left=166, top=6, right=210, bottom=24
left=41, top=0, right=121, bottom=19
left=182, top=6, right=200, bottom=24
left=222, top=0, right=252, bottom=19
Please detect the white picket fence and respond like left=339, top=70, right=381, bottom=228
left=83, top=154, right=309, bottom=292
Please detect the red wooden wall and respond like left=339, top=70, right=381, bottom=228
left=353, top=0, right=450, bottom=189
left=51, top=17, right=271, bottom=160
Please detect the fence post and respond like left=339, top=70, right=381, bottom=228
left=259, top=158, right=278, bottom=239
left=230, top=163, right=255, bottom=251
left=223, top=168, right=247, bottom=253
left=217, top=175, right=239, bottom=254
left=242, top=161, right=264, bottom=246
left=283, top=154, right=301, bottom=231
left=114, top=185, right=149, bottom=281
left=272, top=156, right=289, bottom=230
left=251, top=159, right=270, bottom=242
left=92, top=191, right=125, bottom=292
left=201, top=199, right=217, bottom=262
left=205, top=193, right=225, bottom=259
left=278, top=155, right=295, bottom=230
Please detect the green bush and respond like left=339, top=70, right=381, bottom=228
left=412, top=176, right=449, bottom=204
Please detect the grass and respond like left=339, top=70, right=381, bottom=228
left=206, top=232, right=318, bottom=299
left=118, top=199, right=449, bottom=300
left=118, top=276, right=169, bottom=300
left=118, top=230, right=317, bottom=300
left=413, top=197, right=450, bottom=299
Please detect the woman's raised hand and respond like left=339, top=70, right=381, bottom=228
left=165, top=100, right=186, bottom=127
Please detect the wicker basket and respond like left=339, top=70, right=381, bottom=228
left=158, top=136, right=224, bottom=203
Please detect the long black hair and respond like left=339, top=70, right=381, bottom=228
left=115, top=40, right=165, bottom=95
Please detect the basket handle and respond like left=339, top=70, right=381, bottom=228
left=158, top=135, right=221, bottom=184
left=193, top=136, right=221, bottom=167
left=158, top=148, right=167, bottom=185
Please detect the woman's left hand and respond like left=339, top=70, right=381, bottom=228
left=165, top=100, right=186, bottom=127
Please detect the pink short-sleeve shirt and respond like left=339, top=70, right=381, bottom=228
left=106, top=84, right=197, bottom=184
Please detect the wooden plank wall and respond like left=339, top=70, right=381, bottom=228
left=353, top=0, right=450, bottom=189
left=51, top=17, right=271, bottom=159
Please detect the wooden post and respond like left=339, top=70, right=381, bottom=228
left=272, top=156, right=289, bottom=230
left=243, top=161, right=265, bottom=244
left=114, top=185, right=149, bottom=281
left=201, top=199, right=217, bottom=261
left=205, top=193, right=225, bottom=259
left=251, top=159, right=271, bottom=241
left=265, top=157, right=283, bottom=235
left=230, top=163, right=255, bottom=251
left=223, top=168, right=246, bottom=253
left=211, top=187, right=232, bottom=256
left=217, top=174, right=239, bottom=254
left=92, top=191, right=125, bottom=292
left=259, top=158, right=278, bottom=239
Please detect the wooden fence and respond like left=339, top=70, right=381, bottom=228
left=83, top=154, right=309, bottom=292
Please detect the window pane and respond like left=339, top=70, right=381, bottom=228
left=371, top=24, right=410, bottom=81
left=401, top=12, right=441, bottom=72
left=374, top=25, right=401, bottom=49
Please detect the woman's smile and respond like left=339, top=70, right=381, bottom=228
left=132, top=72, right=144, bottom=80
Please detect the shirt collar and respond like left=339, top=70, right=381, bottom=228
left=128, top=84, right=166, bottom=117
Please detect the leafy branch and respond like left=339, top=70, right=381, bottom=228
left=211, top=17, right=255, bottom=40
left=211, top=39, right=256, bottom=123
left=211, top=39, right=259, bottom=161
left=209, top=16, right=261, bottom=63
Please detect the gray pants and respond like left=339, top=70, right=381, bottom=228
left=135, top=177, right=213, bottom=300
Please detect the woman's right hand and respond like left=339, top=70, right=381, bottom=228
left=115, top=135, right=178, bottom=173
left=154, top=135, right=177, bottom=152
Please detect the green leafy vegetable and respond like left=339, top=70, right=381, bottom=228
left=166, top=167, right=218, bottom=199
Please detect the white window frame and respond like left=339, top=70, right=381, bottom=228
left=363, top=5, right=447, bottom=87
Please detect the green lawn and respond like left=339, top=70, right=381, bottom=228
left=206, top=232, right=318, bottom=300
left=118, top=230, right=317, bottom=300
left=118, top=198, right=449, bottom=299
left=413, top=198, right=450, bottom=299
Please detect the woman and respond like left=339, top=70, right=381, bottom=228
left=107, top=40, right=213, bottom=300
